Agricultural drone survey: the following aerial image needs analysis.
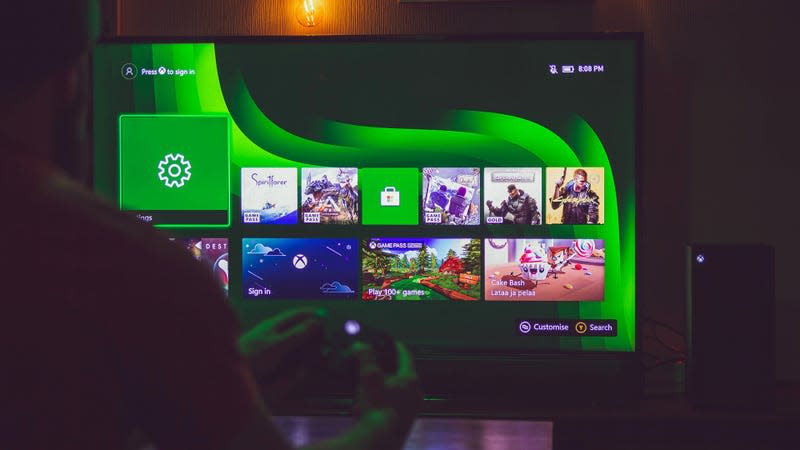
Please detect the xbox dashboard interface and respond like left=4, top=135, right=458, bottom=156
left=93, top=39, right=636, bottom=352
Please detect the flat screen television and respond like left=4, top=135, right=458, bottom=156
left=93, top=34, right=640, bottom=406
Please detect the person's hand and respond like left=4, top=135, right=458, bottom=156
left=239, top=308, right=324, bottom=403
left=352, top=341, right=422, bottom=441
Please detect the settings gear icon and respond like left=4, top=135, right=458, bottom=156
left=157, top=153, right=192, bottom=188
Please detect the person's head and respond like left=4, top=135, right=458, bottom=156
left=507, top=184, right=519, bottom=198
left=0, top=1, right=99, bottom=182
left=572, top=169, right=588, bottom=192
left=456, top=186, right=467, bottom=198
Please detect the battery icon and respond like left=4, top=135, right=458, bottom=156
left=561, top=65, right=575, bottom=74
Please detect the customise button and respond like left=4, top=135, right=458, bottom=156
left=516, top=319, right=617, bottom=337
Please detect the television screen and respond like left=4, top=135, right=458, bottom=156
left=93, top=36, right=637, bottom=354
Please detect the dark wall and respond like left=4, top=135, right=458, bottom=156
left=683, top=2, right=798, bottom=383
left=116, top=0, right=798, bottom=380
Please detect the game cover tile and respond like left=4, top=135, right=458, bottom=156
left=421, top=168, right=480, bottom=225
left=484, top=238, right=604, bottom=301
left=362, top=238, right=481, bottom=301
left=484, top=168, right=542, bottom=225
left=241, top=168, right=298, bottom=225
left=170, top=238, right=229, bottom=295
left=301, top=168, right=359, bottom=224
left=243, top=238, right=359, bottom=299
left=545, top=167, right=604, bottom=225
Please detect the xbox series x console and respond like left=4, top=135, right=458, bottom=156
left=687, top=244, right=775, bottom=410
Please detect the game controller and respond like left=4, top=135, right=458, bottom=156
left=320, top=319, right=398, bottom=381
left=257, top=317, right=398, bottom=388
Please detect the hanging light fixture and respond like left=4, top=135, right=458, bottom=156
left=296, top=0, right=323, bottom=27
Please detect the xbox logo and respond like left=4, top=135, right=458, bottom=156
left=293, top=254, right=308, bottom=269
left=369, top=241, right=377, bottom=250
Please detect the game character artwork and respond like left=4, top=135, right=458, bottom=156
left=546, top=167, right=604, bottom=225
left=422, top=168, right=480, bottom=225
left=170, top=238, right=229, bottom=295
left=484, top=168, right=542, bottom=225
left=301, top=168, right=359, bottom=224
left=241, top=168, right=298, bottom=224
left=362, top=238, right=482, bottom=300
left=484, top=238, right=605, bottom=301
left=243, top=238, right=359, bottom=299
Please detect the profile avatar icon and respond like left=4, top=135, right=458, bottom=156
left=121, top=63, right=137, bottom=80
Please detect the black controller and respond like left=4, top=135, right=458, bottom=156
left=320, top=319, right=398, bottom=381
left=257, top=318, right=398, bottom=387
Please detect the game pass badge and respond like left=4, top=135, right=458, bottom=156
left=303, top=212, right=321, bottom=223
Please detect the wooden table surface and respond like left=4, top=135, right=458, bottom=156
left=274, top=415, right=553, bottom=450
left=273, top=388, right=800, bottom=450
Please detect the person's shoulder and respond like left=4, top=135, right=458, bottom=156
left=4, top=158, right=202, bottom=276
left=4, top=157, right=230, bottom=316
left=37, top=172, right=164, bottom=247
